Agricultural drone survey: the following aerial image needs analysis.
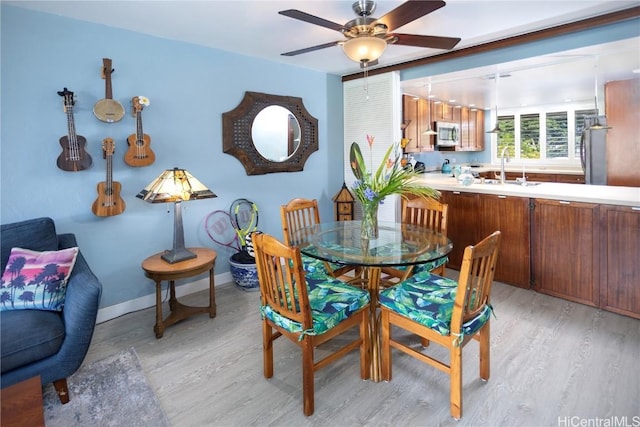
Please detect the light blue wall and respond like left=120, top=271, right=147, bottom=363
left=0, top=5, right=344, bottom=308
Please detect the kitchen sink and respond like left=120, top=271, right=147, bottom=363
left=479, top=179, right=542, bottom=187
left=507, top=180, right=543, bottom=187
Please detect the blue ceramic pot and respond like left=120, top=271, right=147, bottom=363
left=229, top=254, right=259, bottom=292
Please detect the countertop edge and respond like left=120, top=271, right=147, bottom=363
left=416, top=176, right=640, bottom=207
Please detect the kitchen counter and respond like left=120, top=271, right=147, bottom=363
left=417, top=173, right=640, bottom=207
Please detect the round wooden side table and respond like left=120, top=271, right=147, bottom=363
left=141, top=247, right=217, bottom=338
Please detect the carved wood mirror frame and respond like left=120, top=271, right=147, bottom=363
left=222, top=91, right=319, bottom=175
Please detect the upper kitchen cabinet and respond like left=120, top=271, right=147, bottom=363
left=402, top=95, right=483, bottom=153
left=432, top=101, right=460, bottom=123
left=402, top=95, right=435, bottom=152
left=459, top=107, right=484, bottom=151
left=605, top=78, right=640, bottom=187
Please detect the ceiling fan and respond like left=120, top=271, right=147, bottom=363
left=279, top=0, right=461, bottom=68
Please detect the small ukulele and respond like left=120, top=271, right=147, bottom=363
left=56, top=88, right=93, bottom=172
left=92, top=138, right=125, bottom=217
left=93, top=58, right=125, bottom=123
left=124, top=96, right=155, bottom=167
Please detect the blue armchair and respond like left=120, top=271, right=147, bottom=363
left=0, top=217, right=102, bottom=403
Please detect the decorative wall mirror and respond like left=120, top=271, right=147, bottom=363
left=222, top=91, right=318, bottom=175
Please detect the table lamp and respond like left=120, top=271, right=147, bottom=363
left=137, top=167, right=217, bottom=263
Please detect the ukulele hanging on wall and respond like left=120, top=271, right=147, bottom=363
left=124, top=96, right=155, bottom=167
left=93, top=58, right=125, bottom=123
left=56, top=87, right=93, bottom=172
left=92, top=138, right=125, bottom=217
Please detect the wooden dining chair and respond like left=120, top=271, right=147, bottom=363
left=380, top=196, right=449, bottom=285
left=280, top=198, right=361, bottom=283
left=379, top=231, right=501, bottom=420
left=253, top=232, right=370, bottom=416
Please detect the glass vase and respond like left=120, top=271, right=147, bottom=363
left=361, top=201, right=380, bottom=240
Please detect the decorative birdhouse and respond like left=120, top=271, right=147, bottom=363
left=332, top=182, right=355, bottom=221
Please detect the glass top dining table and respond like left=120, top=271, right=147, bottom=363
left=292, top=220, right=453, bottom=381
left=291, top=220, right=452, bottom=269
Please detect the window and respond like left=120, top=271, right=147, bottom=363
left=492, top=104, right=594, bottom=166
left=521, top=113, right=540, bottom=159
left=546, top=111, right=568, bottom=158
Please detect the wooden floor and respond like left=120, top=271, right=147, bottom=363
left=80, top=272, right=640, bottom=426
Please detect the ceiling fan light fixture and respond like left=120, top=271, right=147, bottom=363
left=342, top=36, right=387, bottom=63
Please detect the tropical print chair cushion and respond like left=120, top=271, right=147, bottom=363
left=391, top=256, right=449, bottom=276
left=261, top=275, right=369, bottom=337
left=300, top=254, right=343, bottom=276
left=379, top=271, right=492, bottom=338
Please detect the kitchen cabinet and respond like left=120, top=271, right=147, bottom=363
left=605, top=79, right=640, bottom=187
left=599, top=204, right=640, bottom=319
left=532, top=199, right=600, bottom=307
left=478, top=171, right=584, bottom=183
left=441, top=190, right=531, bottom=287
left=458, top=107, right=484, bottom=152
left=417, top=98, right=435, bottom=151
left=432, top=102, right=460, bottom=123
left=402, top=96, right=435, bottom=152
left=429, top=180, right=638, bottom=317
left=403, top=96, right=484, bottom=153
left=473, top=109, right=485, bottom=151
left=439, top=190, right=480, bottom=269
left=555, top=174, right=585, bottom=183
left=402, top=95, right=419, bottom=152
left=480, top=194, right=531, bottom=288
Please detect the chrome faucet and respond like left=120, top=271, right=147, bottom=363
left=500, top=147, right=510, bottom=184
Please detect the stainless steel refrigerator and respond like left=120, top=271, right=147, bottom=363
left=579, top=115, right=609, bottom=185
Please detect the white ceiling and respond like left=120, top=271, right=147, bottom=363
left=402, top=37, right=640, bottom=110
left=7, top=0, right=640, bottom=108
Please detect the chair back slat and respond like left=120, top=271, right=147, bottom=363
left=401, top=196, right=448, bottom=237
left=281, top=198, right=321, bottom=246
left=254, top=233, right=311, bottom=327
left=452, top=231, right=501, bottom=327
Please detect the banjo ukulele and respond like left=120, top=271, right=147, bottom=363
left=93, top=58, right=125, bottom=123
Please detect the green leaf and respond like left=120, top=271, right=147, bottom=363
left=349, top=142, right=364, bottom=180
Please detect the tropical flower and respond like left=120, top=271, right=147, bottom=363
left=349, top=135, right=439, bottom=205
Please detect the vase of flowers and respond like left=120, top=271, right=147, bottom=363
left=360, top=196, right=380, bottom=239
left=349, top=135, right=439, bottom=240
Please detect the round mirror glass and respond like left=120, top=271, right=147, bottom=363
left=251, top=105, right=301, bottom=162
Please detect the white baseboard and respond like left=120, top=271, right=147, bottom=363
left=96, top=271, right=233, bottom=324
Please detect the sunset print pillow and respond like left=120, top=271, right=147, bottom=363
left=0, top=247, right=79, bottom=311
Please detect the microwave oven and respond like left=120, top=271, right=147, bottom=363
left=436, top=122, right=460, bottom=146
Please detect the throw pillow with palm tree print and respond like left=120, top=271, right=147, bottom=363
left=0, top=246, right=78, bottom=311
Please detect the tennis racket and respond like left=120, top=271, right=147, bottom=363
left=229, top=198, right=259, bottom=253
left=205, top=210, right=240, bottom=253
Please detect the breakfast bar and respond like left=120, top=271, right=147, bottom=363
left=414, top=173, right=640, bottom=319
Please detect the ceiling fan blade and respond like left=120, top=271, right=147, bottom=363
left=278, top=9, right=345, bottom=32
left=375, top=0, right=446, bottom=33
left=281, top=41, right=342, bottom=57
left=391, top=33, right=461, bottom=50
